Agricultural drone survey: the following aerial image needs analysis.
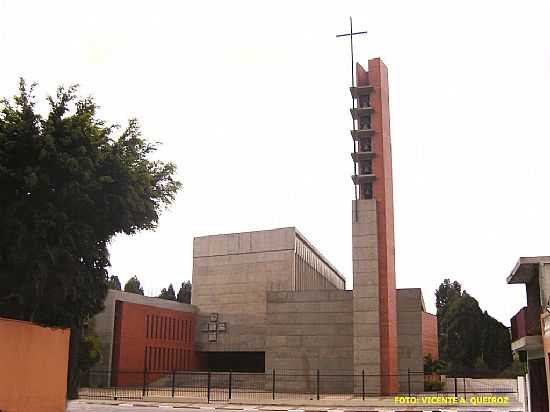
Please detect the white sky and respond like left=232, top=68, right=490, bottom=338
left=1, top=0, right=549, bottom=325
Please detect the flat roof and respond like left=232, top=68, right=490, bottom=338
left=507, top=256, right=550, bottom=284
left=194, top=226, right=346, bottom=284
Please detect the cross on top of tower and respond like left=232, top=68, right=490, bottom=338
left=336, top=17, right=368, bottom=88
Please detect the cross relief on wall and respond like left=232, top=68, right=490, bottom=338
left=201, top=313, right=227, bottom=342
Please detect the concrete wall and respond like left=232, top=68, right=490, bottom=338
left=192, top=228, right=296, bottom=319
left=92, top=290, right=197, bottom=372
left=192, top=227, right=346, bottom=356
left=266, top=290, right=354, bottom=392
left=352, top=199, right=381, bottom=394
left=0, top=317, right=69, bottom=412
left=396, top=288, right=423, bottom=393
left=195, top=312, right=266, bottom=353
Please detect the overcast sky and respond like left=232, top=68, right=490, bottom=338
left=1, top=0, right=549, bottom=324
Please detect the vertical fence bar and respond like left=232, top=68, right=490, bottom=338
left=362, top=369, right=365, bottom=400
left=316, top=369, right=320, bottom=400
left=454, top=377, right=458, bottom=397
left=207, top=371, right=211, bottom=403
left=272, top=369, right=275, bottom=400
left=229, top=370, right=232, bottom=400
left=142, top=369, right=146, bottom=397
left=171, top=370, right=176, bottom=398
left=407, top=368, right=411, bottom=396
left=463, top=377, right=466, bottom=396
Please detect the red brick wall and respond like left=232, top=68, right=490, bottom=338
left=356, top=58, right=399, bottom=394
left=421, top=312, right=439, bottom=360
left=112, top=301, right=197, bottom=386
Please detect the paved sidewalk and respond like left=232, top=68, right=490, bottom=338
left=69, top=394, right=524, bottom=411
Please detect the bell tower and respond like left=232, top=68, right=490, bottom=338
left=351, top=58, right=398, bottom=395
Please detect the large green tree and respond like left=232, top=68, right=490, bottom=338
left=0, top=80, right=181, bottom=397
left=435, top=279, right=512, bottom=375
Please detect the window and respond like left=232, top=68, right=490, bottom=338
left=359, top=95, right=370, bottom=108
left=361, top=182, right=373, bottom=199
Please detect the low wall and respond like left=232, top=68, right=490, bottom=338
left=0, top=317, right=70, bottom=412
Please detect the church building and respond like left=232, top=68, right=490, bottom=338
left=90, top=58, right=438, bottom=396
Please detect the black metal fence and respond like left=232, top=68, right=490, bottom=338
left=79, top=369, right=518, bottom=403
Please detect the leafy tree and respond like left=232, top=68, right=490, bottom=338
left=107, top=275, right=121, bottom=290
left=435, top=278, right=462, bottom=311
left=440, top=291, right=483, bottom=369
left=435, top=278, right=512, bottom=375
left=124, top=275, right=144, bottom=295
left=480, top=310, right=513, bottom=371
left=424, top=353, right=446, bottom=374
left=177, top=280, right=192, bottom=304
left=158, top=283, right=176, bottom=301
left=79, top=334, right=102, bottom=372
left=0, top=80, right=181, bottom=397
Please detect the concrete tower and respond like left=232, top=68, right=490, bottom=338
left=351, top=58, right=398, bottom=395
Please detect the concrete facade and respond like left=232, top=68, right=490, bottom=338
left=192, top=227, right=346, bottom=358
left=190, top=225, right=437, bottom=395
left=352, top=199, right=381, bottom=394
left=396, top=289, right=424, bottom=392
left=266, top=290, right=353, bottom=392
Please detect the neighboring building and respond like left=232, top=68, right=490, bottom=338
left=90, top=290, right=197, bottom=385
left=507, top=256, right=550, bottom=412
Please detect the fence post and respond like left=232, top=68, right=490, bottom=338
left=362, top=369, right=365, bottom=400
left=171, top=369, right=176, bottom=398
left=463, top=377, right=466, bottom=396
left=142, top=369, right=147, bottom=397
left=207, top=370, right=211, bottom=403
left=229, top=370, right=232, bottom=400
left=454, top=376, right=458, bottom=397
left=272, top=369, right=275, bottom=400
left=407, top=368, right=411, bottom=396
left=316, top=369, right=320, bottom=400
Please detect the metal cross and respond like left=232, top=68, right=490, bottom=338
left=336, top=17, right=368, bottom=88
